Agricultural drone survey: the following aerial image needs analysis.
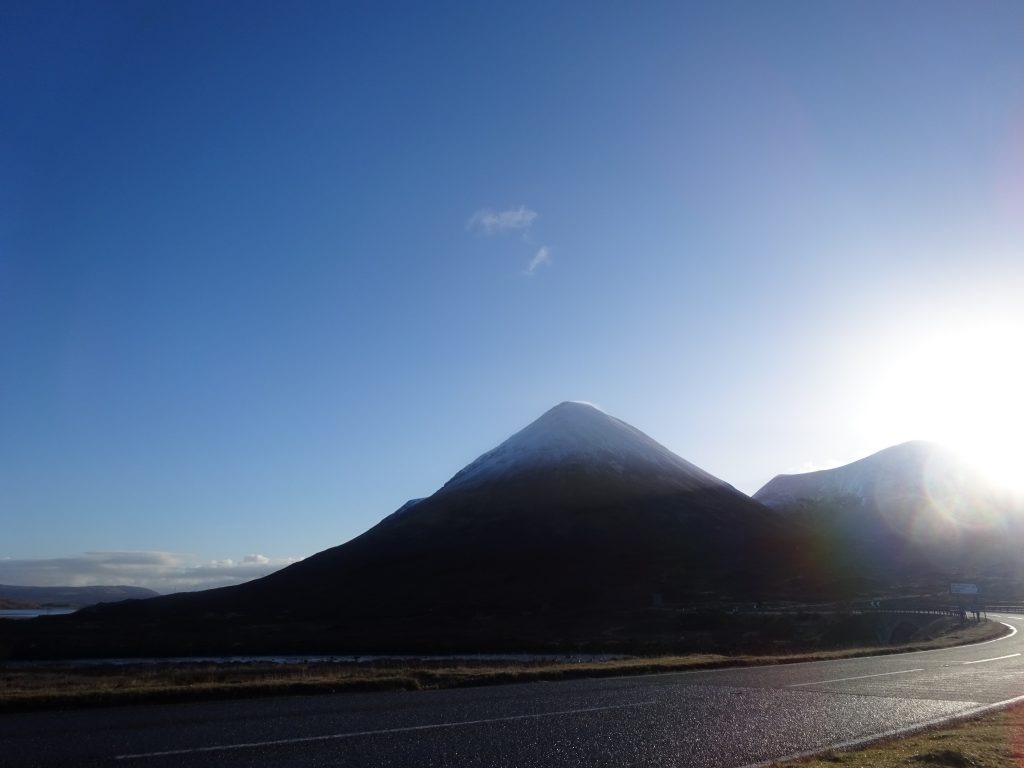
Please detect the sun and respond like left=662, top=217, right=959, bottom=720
left=863, top=317, right=1024, bottom=495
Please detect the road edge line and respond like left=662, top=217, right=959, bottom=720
left=736, top=691, right=1024, bottom=768
left=602, top=619, right=1019, bottom=683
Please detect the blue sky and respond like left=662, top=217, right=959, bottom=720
left=3, top=1, right=1024, bottom=591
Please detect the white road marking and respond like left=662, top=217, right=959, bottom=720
left=905, top=620, right=1017, bottom=654
left=963, top=653, right=1021, bottom=665
left=969, top=621, right=1018, bottom=643
left=114, top=700, right=657, bottom=760
left=787, top=668, right=924, bottom=687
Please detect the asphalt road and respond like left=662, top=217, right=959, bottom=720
left=5, top=614, right=1024, bottom=768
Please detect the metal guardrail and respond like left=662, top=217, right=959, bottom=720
left=857, top=607, right=978, bottom=617
left=858, top=604, right=1024, bottom=615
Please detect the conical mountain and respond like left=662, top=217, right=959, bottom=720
left=382, top=401, right=751, bottom=522
left=10, top=403, right=784, bottom=658
left=438, top=401, right=737, bottom=496
left=242, top=402, right=780, bottom=625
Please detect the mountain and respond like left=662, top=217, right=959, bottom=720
left=3, top=402, right=785, bottom=658
left=231, top=401, right=783, bottom=618
left=439, top=400, right=734, bottom=496
left=754, top=442, right=1022, bottom=581
left=755, top=442, right=980, bottom=510
left=0, top=584, right=158, bottom=608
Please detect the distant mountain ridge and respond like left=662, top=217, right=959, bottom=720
left=0, top=584, right=158, bottom=608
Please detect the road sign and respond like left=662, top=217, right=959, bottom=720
left=951, top=583, right=979, bottom=595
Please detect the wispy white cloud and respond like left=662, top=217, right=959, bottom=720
left=0, top=551, right=304, bottom=594
left=525, top=245, right=551, bottom=275
left=467, top=205, right=555, bottom=275
left=466, top=205, right=538, bottom=235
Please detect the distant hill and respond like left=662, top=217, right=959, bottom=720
left=0, top=584, right=158, bottom=608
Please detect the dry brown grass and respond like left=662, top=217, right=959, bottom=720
left=782, top=703, right=1024, bottom=767
left=0, top=619, right=1006, bottom=713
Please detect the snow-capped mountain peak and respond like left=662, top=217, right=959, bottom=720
left=752, top=441, right=984, bottom=510
left=438, top=401, right=732, bottom=494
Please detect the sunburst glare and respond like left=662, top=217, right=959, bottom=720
left=864, top=318, right=1024, bottom=496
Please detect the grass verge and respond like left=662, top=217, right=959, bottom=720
left=0, top=619, right=1006, bottom=713
left=780, top=701, right=1024, bottom=767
